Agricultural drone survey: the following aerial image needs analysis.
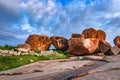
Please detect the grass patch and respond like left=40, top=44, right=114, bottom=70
left=54, top=50, right=68, bottom=56
left=0, top=55, right=67, bottom=71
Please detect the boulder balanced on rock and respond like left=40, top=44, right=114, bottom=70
left=66, top=38, right=99, bottom=55
left=96, top=30, right=106, bottom=40
left=114, top=36, right=120, bottom=48
left=82, top=28, right=97, bottom=38
left=71, top=34, right=85, bottom=39
left=50, top=36, right=69, bottom=51
left=82, top=28, right=106, bottom=40
left=25, top=34, right=51, bottom=50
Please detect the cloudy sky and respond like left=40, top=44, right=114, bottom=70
left=0, top=0, right=120, bottom=46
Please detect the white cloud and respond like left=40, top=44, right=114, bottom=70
left=1, top=0, right=120, bottom=45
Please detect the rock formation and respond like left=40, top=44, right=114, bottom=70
left=98, top=40, right=111, bottom=54
left=82, top=28, right=106, bottom=40
left=105, top=46, right=120, bottom=55
left=66, top=38, right=99, bottom=55
left=50, top=36, right=69, bottom=51
left=18, top=43, right=30, bottom=52
left=18, top=43, right=30, bottom=50
left=25, top=34, right=51, bottom=50
left=82, top=28, right=97, bottom=38
left=71, top=34, right=85, bottom=39
left=96, top=30, right=106, bottom=40
left=114, top=36, right=120, bottom=48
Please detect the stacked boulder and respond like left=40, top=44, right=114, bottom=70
left=67, top=28, right=113, bottom=56
left=17, top=28, right=120, bottom=56
left=66, top=34, right=99, bottom=55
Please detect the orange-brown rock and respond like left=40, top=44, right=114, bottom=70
left=18, top=43, right=30, bottom=50
left=66, top=38, right=99, bottom=55
left=82, top=28, right=97, bottom=38
left=71, top=34, right=85, bottom=39
left=114, top=36, right=120, bottom=48
left=25, top=34, right=51, bottom=50
left=98, top=40, right=111, bottom=53
left=50, top=36, right=69, bottom=51
left=96, top=30, right=106, bottom=40
left=18, top=43, right=30, bottom=52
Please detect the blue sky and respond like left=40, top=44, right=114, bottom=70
left=0, top=0, right=120, bottom=46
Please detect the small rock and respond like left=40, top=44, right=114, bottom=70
left=105, top=46, right=120, bottom=55
left=30, top=59, right=34, bottom=63
left=114, top=36, right=120, bottom=48
left=98, top=40, right=111, bottom=53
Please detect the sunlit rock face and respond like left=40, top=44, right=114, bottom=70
left=96, top=30, right=106, bottom=41
left=82, top=28, right=97, bottom=38
left=66, top=38, right=99, bottom=55
left=25, top=34, right=51, bottom=50
left=50, top=36, right=69, bottom=51
left=82, top=28, right=106, bottom=41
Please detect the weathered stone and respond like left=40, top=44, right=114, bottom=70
left=50, top=36, right=69, bottom=51
left=8, top=50, right=14, bottom=55
left=114, top=36, right=120, bottom=48
left=97, top=53, right=105, bottom=57
left=96, top=30, right=106, bottom=40
left=71, top=34, right=85, bottom=39
left=18, top=43, right=30, bottom=51
left=83, top=56, right=104, bottom=60
left=25, top=34, right=51, bottom=50
left=66, top=38, right=99, bottom=55
left=29, top=51, right=35, bottom=55
left=1, top=50, right=9, bottom=54
left=82, top=28, right=97, bottom=38
left=98, top=40, right=111, bottom=53
left=105, top=46, right=120, bottom=55
left=79, top=70, right=120, bottom=80
left=13, top=51, right=18, bottom=55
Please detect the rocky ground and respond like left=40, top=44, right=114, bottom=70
left=0, top=54, right=119, bottom=80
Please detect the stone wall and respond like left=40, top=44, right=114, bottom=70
left=0, top=49, right=64, bottom=57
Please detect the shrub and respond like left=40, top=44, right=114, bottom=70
left=0, top=45, right=18, bottom=50
left=34, top=50, right=41, bottom=54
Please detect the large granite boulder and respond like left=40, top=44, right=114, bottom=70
left=66, top=38, right=99, bottom=55
left=82, top=28, right=97, bottom=38
left=50, top=36, right=69, bottom=51
left=96, top=30, right=106, bottom=40
left=114, top=36, right=120, bottom=48
left=25, top=34, right=51, bottom=50
left=98, top=40, right=111, bottom=54
left=71, top=34, right=85, bottom=39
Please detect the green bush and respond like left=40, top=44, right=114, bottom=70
left=0, top=45, right=18, bottom=50
left=34, top=50, right=41, bottom=54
